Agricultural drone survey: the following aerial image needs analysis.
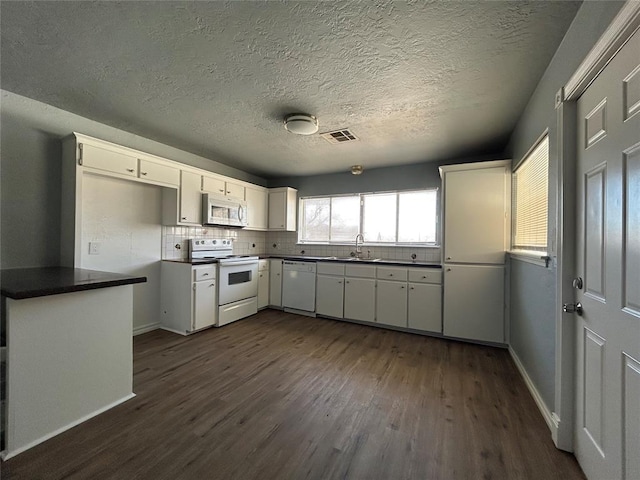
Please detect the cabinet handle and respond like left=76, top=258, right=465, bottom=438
left=126, top=168, right=135, bottom=173
left=346, top=280, right=350, bottom=284
left=446, top=257, right=451, bottom=260
left=410, top=287, right=414, bottom=290
left=400, top=285, right=405, bottom=289
left=202, top=273, right=209, bottom=276
left=422, top=276, right=427, bottom=279
left=389, top=273, right=393, bottom=277
left=141, top=171, right=148, bottom=176
left=219, top=189, right=225, bottom=193
left=181, top=217, right=187, bottom=220
left=447, top=268, right=451, bottom=272
left=209, top=284, right=214, bottom=287
left=259, top=274, right=263, bottom=278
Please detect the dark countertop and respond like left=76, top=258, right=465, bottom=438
left=162, top=255, right=441, bottom=268
left=265, top=255, right=442, bottom=268
left=162, top=258, right=220, bottom=265
left=1, top=267, right=147, bottom=300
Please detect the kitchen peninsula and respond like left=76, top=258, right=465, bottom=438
left=0, top=267, right=146, bottom=459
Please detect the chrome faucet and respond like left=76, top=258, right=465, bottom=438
left=355, top=233, right=364, bottom=258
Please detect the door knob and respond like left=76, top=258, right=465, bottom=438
left=563, top=302, right=583, bottom=316
left=572, top=277, right=583, bottom=290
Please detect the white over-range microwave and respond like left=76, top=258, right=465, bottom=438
left=202, top=193, right=248, bottom=227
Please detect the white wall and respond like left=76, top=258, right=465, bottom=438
left=80, top=174, right=163, bottom=334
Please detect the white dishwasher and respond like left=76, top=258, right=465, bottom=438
left=282, top=261, right=317, bottom=315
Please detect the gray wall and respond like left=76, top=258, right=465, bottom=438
left=269, top=153, right=504, bottom=197
left=0, top=90, right=268, bottom=269
left=506, top=1, right=624, bottom=411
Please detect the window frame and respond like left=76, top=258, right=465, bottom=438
left=298, top=188, right=440, bottom=246
left=510, top=131, right=550, bottom=264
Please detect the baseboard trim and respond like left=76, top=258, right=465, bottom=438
left=133, top=322, right=160, bottom=336
left=508, top=346, right=556, bottom=436
left=1, top=393, right=136, bottom=460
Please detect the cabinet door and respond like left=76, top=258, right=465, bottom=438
left=139, top=159, right=180, bottom=186
left=202, top=176, right=226, bottom=195
left=82, top=143, right=137, bottom=177
left=193, top=280, right=216, bottom=330
left=443, top=264, right=504, bottom=343
left=344, top=277, right=376, bottom=322
left=376, top=280, right=408, bottom=327
left=269, top=259, right=283, bottom=306
left=225, top=181, right=245, bottom=200
left=246, top=187, right=268, bottom=230
left=316, top=275, right=344, bottom=318
left=408, top=283, right=442, bottom=333
left=180, top=170, right=202, bottom=224
left=258, top=271, right=269, bottom=309
left=443, top=167, right=508, bottom=264
left=268, top=191, right=287, bottom=230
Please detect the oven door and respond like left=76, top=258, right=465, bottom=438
left=218, top=260, right=258, bottom=305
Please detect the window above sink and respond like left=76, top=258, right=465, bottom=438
left=298, top=189, right=439, bottom=247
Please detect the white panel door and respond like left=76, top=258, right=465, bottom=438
left=269, top=259, right=283, bottom=306
left=257, top=271, right=269, bottom=309
left=443, top=264, right=504, bottom=343
left=574, top=28, right=640, bottom=480
left=246, top=187, right=268, bottom=230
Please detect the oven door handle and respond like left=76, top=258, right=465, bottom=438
left=220, top=260, right=258, bottom=267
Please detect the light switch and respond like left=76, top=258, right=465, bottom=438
left=89, top=242, right=101, bottom=255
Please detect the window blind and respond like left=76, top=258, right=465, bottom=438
left=513, top=136, right=549, bottom=251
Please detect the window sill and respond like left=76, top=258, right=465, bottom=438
left=509, top=250, right=552, bottom=268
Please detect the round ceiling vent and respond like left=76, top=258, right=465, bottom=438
left=284, top=113, right=319, bottom=135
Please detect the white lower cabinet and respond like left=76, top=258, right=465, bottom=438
left=193, top=278, right=217, bottom=330
left=408, top=283, right=442, bottom=333
left=316, top=276, right=345, bottom=318
left=344, top=277, right=376, bottom=322
left=258, top=260, right=269, bottom=309
left=269, top=259, right=283, bottom=307
left=443, top=264, right=504, bottom=343
left=376, top=280, right=408, bottom=327
left=160, top=262, right=217, bottom=335
left=316, top=263, right=346, bottom=318
left=407, top=268, right=442, bottom=333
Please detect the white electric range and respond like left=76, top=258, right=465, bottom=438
left=190, top=239, right=259, bottom=326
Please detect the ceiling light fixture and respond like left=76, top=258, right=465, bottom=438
left=283, top=113, right=319, bottom=135
left=351, top=165, right=364, bottom=175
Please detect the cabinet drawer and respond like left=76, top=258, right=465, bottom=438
left=376, top=266, right=408, bottom=281
left=345, top=264, right=376, bottom=278
left=259, top=259, right=269, bottom=271
left=193, top=265, right=216, bottom=281
left=82, top=143, right=137, bottom=177
left=317, top=263, right=345, bottom=276
left=408, top=269, right=442, bottom=284
left=139, top=159, right=180, bottom=186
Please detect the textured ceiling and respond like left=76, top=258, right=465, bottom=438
left=0, top=1, right=581, bottom=178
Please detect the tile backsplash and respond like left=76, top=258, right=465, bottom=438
left=162, top=228, right=440, bottom=263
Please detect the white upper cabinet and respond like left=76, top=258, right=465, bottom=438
left=202, top=175, right=245, bottom=200
left=138, top=159, right=180, bottom=186
left=245, top=186, right=268, bottom=231
left=440, top=161, right=511, bottom=264
left=268, top=187, right=297, bottom=231
left=81, top=143, right=138, bottom=178
left=178, top=170, right=202, bottom=225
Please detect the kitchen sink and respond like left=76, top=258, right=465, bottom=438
left=323, top=256, right=382, bottom=262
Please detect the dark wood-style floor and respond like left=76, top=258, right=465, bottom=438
left=3, top=310, right=584, bottom=480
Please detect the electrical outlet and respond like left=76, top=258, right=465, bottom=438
left=89, top=242, right=101, bottom=255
